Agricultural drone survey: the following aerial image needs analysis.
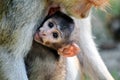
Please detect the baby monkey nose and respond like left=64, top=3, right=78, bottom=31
left=42, top=33, right=46, bottom=36
left=40, top=31, right=47, bottom=36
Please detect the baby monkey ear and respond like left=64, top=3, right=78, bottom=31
left=58, top=42, right=80, bottom=57
left=48, top=7, right=60, bottom=16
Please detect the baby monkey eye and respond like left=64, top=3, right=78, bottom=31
left=48, top=22, right=54, bottom=28
left=53, top=32, right=59, bottom=39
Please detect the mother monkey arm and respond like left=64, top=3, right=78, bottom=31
left=0, top=0, right=47, bottom=80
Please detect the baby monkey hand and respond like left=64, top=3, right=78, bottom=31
left=58, top=43, right=80, bottom=57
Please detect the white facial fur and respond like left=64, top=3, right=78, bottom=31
left=38, top=19, right=63, bottom=45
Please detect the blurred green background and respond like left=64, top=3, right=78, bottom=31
left=92, top=0, right=120, bottom=80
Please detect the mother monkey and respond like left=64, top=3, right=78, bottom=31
left=0, top=0, right=114, bottom=80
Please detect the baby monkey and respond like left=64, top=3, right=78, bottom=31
left=26, top=11, right=80, bottom=80
left=34, top=11, right=80, bottom=57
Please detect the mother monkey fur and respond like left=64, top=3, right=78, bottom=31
left=0, top=0, right=114, bottom=80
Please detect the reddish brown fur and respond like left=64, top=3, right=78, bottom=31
left=88, top=0, right=109, bottom=7
left=48, top=0, right=109, bottom=18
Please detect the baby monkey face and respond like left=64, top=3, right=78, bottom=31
left=34, top=18, right=63, bottom=47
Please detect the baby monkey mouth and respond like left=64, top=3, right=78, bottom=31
left=39, top=36, right=44, bottom=43
left=34, top=32, right=44, bottom=44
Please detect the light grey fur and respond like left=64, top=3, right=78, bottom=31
left=0, top=0, right=46, bottom=80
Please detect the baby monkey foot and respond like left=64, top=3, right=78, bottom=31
left=58, top=43, right=80, bottom=57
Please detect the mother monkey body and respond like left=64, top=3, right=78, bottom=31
left=0, top=0, right=114, bottom=80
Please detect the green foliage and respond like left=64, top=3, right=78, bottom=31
left=111, top=71, right=120, bottom=80
left=109, top=0, right=120, bottom=16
